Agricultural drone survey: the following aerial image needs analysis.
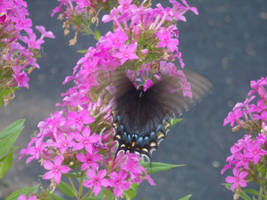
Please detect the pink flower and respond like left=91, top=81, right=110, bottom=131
left=113, top=43, right=138, bottom=64
left=14, top=17, right=32, bottom=32
left=1, top=0, right=54, bottom=92
left=105, top=29, right=128, bottom=49
left=18, top=195, right=27, bottom=200
left=249, top=77, right=267, bottom=97
left=156, top=27, right=178, bottom=52
left=109, top=171, right=130, bottom=197
left=221, top=161, right=234, bottom=175
left=83, top=169, right=110, bottom=195
left=35, top=25, right=55, bottom=39
left=0, top=14, right=6, bottom=23
left=121, top=154, right=143, bottom=179
left=223, top=108, right=243, bottom=127
left=102, top=8, right=120, bottom=23
left=76, top=0, right=92, bottom=9
left=28, top=195, right=36, bottom=200
left=118, top=0, right=135, bottom=11
left=73, top=126, right=101, bottom=153
left=76, top=149, right=103, bottom=171
left=18, top=195, right=37, bottom=200
left=121, top=153, right=155, bottom=185
left=53, top=133, right=75, bottom=154
left=21, top=32, right=44, bottom=50
left=246, top=142, right=266, bottom=164
left=12, top=66, right=30, bottom=88
left=43, top=156, right=71, bottom=184
left=20, top=138, right=46, bottom=164
left=67, top=110, right=95, bottom=131
left=225, top=168, right=248, bottom=191
left=169, top=0, right=198, bottom=21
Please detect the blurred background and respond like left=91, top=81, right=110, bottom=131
left=0, top=0, right=266, bottom=199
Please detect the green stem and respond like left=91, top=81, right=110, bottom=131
left=68, top=177, right=78, bottom=198
left=81, top=189, right=93, bottom=200
left=78, top=171, right=85, bottom=199
left=258, top=176, right=266, bottom=200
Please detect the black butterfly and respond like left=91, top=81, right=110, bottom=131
left=106, top=69, right=212, bottom=160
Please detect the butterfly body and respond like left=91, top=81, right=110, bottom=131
left=111, top=78, right=178, bottom=159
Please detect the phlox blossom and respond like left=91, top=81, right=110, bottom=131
left=83, top=169, right=110, bottom=196
left=72, top=126, right=101, bottom=153
left=113, top=43, right=138, bottom=64
left=43, top=156, right=71, bottom=184
left=109, top=171, right=130, bottom=197
left=17, top=194, right=37, bottom=200
left=76, top=149, right=103, bottom=171
left=225, top=168, right=248, bottom=191
left=66, top=110, right=95, bottom=131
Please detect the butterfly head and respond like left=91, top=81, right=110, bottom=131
left=137, top=85, right=145, bottom=98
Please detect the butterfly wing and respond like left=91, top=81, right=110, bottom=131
left=110, top=69, right=212, bottom=158
left=144, top=69, right=212, bottom=118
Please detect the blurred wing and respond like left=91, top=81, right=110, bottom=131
left=112, top=69, right=212, bottom=135
left=184, top=69, right=212, bottom=104
left=144, top=68, right=212, bottom=118
left=110, top=68, right=212, bottom=158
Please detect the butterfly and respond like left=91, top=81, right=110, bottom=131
left=97, top=68, right=212, bottom=160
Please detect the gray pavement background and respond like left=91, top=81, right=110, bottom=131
left=0, top=0, right=266, bottom=199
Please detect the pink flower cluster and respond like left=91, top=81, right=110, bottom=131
left=0, top=0, right=54, bottom=89
left=19, top=109, right=154, bottom=197
left=52, top=0, right=107, bottom=17
left=20, top=0, right=196, bottom=198
left=51, top=0, right=108, bottom=45
left=224, top=77, right=267, bottom=130
left=101, top=0, right=198, bottom=69
left=222, top=76, right=267, bottom=192
left=221, top=134, right=267, bottom=191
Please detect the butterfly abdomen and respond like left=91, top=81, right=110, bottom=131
left=112, top=110, right=171, bottom=159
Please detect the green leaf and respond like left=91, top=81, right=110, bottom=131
left=93, top=30, right=101, bottom=41
left=77, top=49, right=88, bottom=54
left=57, top=181, right=76, bottom=198
left=239, top=190, right=251, bottom=200
left=0, top=119, right=24, bottom=156
left=51, top=194, right=65, bottom=200
left=6, top=184, right=39, bottom=200
left=0, top=146, right=15, bottom=178
left=140, top=161, right=184, bottom=174
left=177, top=194, right=192, bottom=200
left=124, top=183, right=139, bottom=200
left=0, top=119, right=24, bottom=139
left=64, top=172, right=81, bottom=178
left=170, top=118, right=182, bottom=126
left=224, top=183, right=231, bottom=190
left=243, top=189, right=259, bottom=196
left=0, top=86, right=11, bottom=107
